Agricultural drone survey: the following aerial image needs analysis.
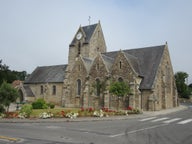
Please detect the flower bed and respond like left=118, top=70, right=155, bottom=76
left=0, top=105, right=141, bottom=119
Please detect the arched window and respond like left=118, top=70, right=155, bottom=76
left=40, top=85, right=43, bottom=95
left=118, top=77, right=123, bottom=82
left=52, top=85, right=56, bottom=95
left=97, top=47, right=100, bottom=52
left=78, top=42, right=81, bottom=55
left=77, top=79, right=81, bottom=96
left=119, top=61, right=122, bottom=69
left=96, top=79, right=100, bottom=96
left=96, top=63, right=99, bottom=71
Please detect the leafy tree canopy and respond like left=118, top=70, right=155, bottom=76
left=174, top=71, right=191, bottom=99
left=189, top=83, right=192, bottom=89
left=0, top=60, right=27, bottom=85
left=109, top=81, right=131, bottom=97
left=0, top=81, right=19, bottom=112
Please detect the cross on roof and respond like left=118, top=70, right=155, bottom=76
left=88, top=16, right=91, bottom=25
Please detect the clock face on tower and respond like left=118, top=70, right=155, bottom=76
left=76, top=32, right=82, bottom=40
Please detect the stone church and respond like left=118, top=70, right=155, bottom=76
left=23, top=21, right=178, bottom=111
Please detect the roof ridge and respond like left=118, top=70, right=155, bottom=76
left=37, top=64, right=67, bottom=68
left=81, top=23, right=98, bottom=28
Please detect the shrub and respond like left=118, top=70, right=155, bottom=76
left=19, top=104, right=33, bottom=118
left=48, top=103, right=55, bottom=109
left=0, top=113, right=5, bottom=118
left=32, top=98, right=47, bottom=109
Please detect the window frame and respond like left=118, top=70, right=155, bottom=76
left=40, top=85, right=44, bottom=95
left=77, top=79, right=81, bottom=96
left=52, top=85, right=56, bottom=95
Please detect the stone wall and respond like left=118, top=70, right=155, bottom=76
left=144, top=45, right=178, bottom=111
left=26, top=83, right=63, bottom=105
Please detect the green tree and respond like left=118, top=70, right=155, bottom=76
left=109, top=81, right=131, bottom=109
left=175, top=72, right=191, bottom=99
left=189, top=83, right=192, bottom=96
left=109, top=81, right=131, bottom=97
left=189, top=83, right=192, bottom=89
left=0, top=60, right=28, bottom=85
left=0, top=81, right=19, bottom=112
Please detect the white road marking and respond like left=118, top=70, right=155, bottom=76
left=139, top=117, right=157, bottom=121
left=46, top=126, right=61, bottom=129
left=109, top=124, right=168, bottom=138
left=163, top=118, right=182, bottom=124
left=151, top=117, right=169, bottom=122
left=177, top=119, right=192, bottom=124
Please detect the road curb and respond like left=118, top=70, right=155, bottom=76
left=142, top=105, right=188, bottom=117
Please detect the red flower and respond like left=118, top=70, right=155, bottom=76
left=102, top=107, right=109, bottom=112
left=88, top=107, right=93, bottom=112
left=61, top=110, right=65, bottom=117
left=81, top=107, right=84, bottom=111
left=127, top=106, right=133, bottom=110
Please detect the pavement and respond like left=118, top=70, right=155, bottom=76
left=0, top=105, right=188, bottom=123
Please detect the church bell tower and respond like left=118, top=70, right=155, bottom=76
left=67, top=21, right=107, bottom=71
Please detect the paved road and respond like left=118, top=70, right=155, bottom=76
left=0, top=106, right=192, bottom=144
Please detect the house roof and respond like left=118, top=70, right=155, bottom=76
left=103, top=45, right=165, bottom=90
left=123, top=51, right=142, bottom=76
left=23, top=85, right=35, bottom=97
left=82, top=57, right=93, bottom=72
left=101, top=54, right=114, bottom=72
left=70, top=23, right=98, bottom=46
left=82, top=24, right=97, bottom=43
left=24, top=64, right=67, bottom=84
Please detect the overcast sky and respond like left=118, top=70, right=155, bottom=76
left=0, top=0, right=192, bottom=83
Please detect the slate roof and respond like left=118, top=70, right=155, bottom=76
left=123, top=51, right=142, bottom=76
left=24, top=64, right=67, bottom=84
left=103, top=45, right=165, bottom=90
left=82, top=24, right=97, bottom=43
left=82, top=57, right=93, bottom=72
left=70, top=23, right=98, bottom=46
left=23, top=85, right=35, bottom=97
left=101, top=54, right=114, bottom=72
